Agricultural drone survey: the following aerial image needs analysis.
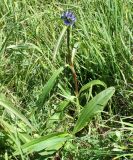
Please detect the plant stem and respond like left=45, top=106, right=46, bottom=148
left=67, top=27, right=71, bottom=61
left=67, top=27, right=79, bottom=96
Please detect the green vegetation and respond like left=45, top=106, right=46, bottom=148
left=0, top=0, right=133, bottom=159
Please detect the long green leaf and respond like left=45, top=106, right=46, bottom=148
left=79, top=80, right=107, bottom=95
left=14, top=133, right=70, bottom=155
left=73, top=87, right=115, bottom=134
left=53, top=26, right=67, bottom=60
left=36, top=67, right=64, bottom=108
left=0, top=94, right=34, bottom=130
left=7, top=43, right=43, bottom=54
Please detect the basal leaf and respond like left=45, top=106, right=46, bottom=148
left=14, top=133, right=70, bottom=155
left=73, top=87, right=115, bottom=134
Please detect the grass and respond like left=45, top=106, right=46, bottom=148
left=0, top=0, right=133, bottom=159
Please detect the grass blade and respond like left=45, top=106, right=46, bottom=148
left=0, top=94, right=34, bottom=130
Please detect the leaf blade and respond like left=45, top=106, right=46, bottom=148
left=36, top=67, right=64, bottom=108
left=0, top=94, right=34, bottom=130
left=73, top=87, right=115, bottom=134
left=14, top=133, right=70, bottom=155
left=79, top=80, right=107, bottom=95
left=53, top=26, right=67, bottom=60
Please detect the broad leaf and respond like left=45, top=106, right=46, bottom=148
left=73, top=87, right=115, bottom=134
left=14, top=133, right=70, bottom=155
left=36, top=67, right=64, bottom=108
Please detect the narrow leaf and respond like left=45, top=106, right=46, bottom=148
left=0, top=118, right=32, bottom=143
left=73, top=87, right=115, bottom=134
left=7, top=43, right=43, bottom=54
left=79, top=80, right=107, bottom=95
left=53, top=26, right=67, bottom=60
left=36, top=67, right=64, bottom=108
left=0, top=94, right=34, bottom=130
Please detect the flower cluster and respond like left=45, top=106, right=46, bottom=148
left=61, top=11, right=76, bottom=26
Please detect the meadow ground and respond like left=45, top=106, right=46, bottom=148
left=0, top=0, right=133, bottom=159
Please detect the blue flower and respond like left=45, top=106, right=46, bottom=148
left=61, top=11, right=76, bottom=26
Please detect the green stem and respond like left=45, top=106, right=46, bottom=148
left=67, top=27, right=71, bottom=61
left=67, top=27, right=79, bottom=96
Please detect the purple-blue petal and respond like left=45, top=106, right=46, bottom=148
left=61, top=11, right=76, bottom=26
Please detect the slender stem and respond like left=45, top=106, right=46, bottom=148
left=70, top=62, right=79, bottom=96
left=67, top=27, right=71, bottom=61
left=67, top=27, right=79, bottom=96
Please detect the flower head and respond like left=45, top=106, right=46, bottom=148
left=61, top=11, right=76, bottom=26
